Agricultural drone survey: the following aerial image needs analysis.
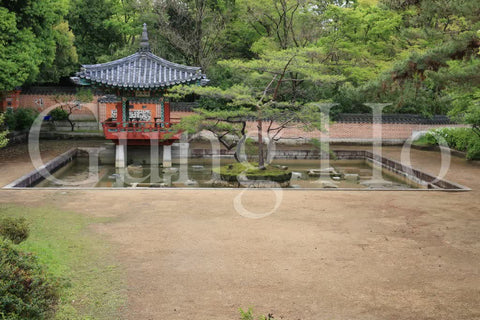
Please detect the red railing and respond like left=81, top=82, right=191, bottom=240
left=101, top=121, right=182, bottom=143
left=102, top=121, right=174, bottom=133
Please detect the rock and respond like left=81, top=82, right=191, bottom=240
left=291, top=171, right=302, bottom=180
left=307, top=167, right=339, bottom=177
left=162, top=167, right=179, bottom=173
left=344, top=173, right=359, bottom=181
left=321, top=180, right=338, bottom=188
left=360, top=179, right=393, bottom=188
left=312, top=179, right=338, bottom=188
left=127, top=164, right=143, bottom=177
left=184, top=179, right=198, bottom=186
left=211, top=180, right=234, bottom=188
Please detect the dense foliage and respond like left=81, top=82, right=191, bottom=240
left=4, top=108, right=39, bottom=131
left=415, top=127, right=480, bottom=160
left=0, top=239, right=59, bottom=320
left=0, top=0, right=478, bottom=122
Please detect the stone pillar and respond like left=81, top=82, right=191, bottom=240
left=115, top=144, right=126, bottom=168
left=175, top=142, right=190, bottom=184
left=178, top=142, right=189, bottom=165
left=163, top=145, right=172, bottom=168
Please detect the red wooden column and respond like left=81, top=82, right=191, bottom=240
left=164, top=101, right=170, bottom=127
left=115, top=102, right=123, bottom=122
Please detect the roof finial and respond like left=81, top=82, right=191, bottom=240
left=139, top=23, right=150, bottom=52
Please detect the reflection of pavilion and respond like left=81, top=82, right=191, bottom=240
left=71, top=23, right=208, bottom=168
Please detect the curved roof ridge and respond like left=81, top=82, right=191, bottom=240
left=144, top=52, right=201, bottom=72
left=72, top=23, right=209, bottom=90
left=81, top=52, right=142, bottom=69
left=81, top=52, right=201, bottom=72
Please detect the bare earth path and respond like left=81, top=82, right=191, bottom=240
left=0, top=141, right=479, bottom=320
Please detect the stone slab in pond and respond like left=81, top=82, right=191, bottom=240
left=360, top=179, right=393, bottom=188
left=344, top=174, right=359, bottom=181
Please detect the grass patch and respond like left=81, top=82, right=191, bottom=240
left=0, top=205, right=125, bottom=320
left=412, top=135, right=432, bottom=147
left=72, top=130, right=103, bottom=134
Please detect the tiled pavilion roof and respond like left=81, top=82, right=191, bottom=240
left=72, top=24, right=208, bottom=90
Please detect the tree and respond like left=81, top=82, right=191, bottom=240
left=432, top=58, right=480, bottom=135
left=0, top=8, right=41, bottom=91
left=352, top=0, right=480, bottom=115
left=53, top=89, right=94, bottom=132
left=151, top=0, right=237, bottom=69
left=0, top=0, right=72, bottom=86
left=168, top=49, right=331, bottom=169
left=37, top=22, right=79, bottom=83
left=68, top=0, right=124, bottom=64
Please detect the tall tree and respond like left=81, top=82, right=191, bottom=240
left=68, top=0, right=124, bottom=64
left=0, top=8, right=39, bottom=91
left=37, top=22, right=79, bottom=83
left=151, top=0, right=237, bottom=69
left=353, top=0, right=480, bottom=114
left=0, top=0, right=71, bottom=89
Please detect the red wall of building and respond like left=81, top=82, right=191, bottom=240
left=1, top=90, right=21, bottom=111
left=104, top=102, right=159, bottom=122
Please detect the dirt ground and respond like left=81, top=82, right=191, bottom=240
left=0, top=140, right=479, bottom=320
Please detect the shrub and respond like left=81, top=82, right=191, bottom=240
left=0, top=239, right=59, bottom=319
left=0, top=113, right=8, bottom=148
left=466, top=137, right=480, bottom=160
left=0, top=217, right=29, bottom=244
left=4, top=109, right=16, bottom=130
left=3, top=108, right=39, bottom=131
left=417, top=127, right=480, bottom=160
left=48, top=108, right=69, bottom=121
left=14, top=108, right=38, bottom=130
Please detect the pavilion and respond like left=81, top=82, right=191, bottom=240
left=71, top=23, right=208, bottom=168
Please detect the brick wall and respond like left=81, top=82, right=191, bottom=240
left=18, top=93, right=100, bottom=120
left=9, top=92, right=466, bottom=140
left=244, top=122, right=464, bottom=140
left=171, top=111, right=464, bottom=140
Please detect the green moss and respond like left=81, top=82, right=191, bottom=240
left=213, top=162, right=292, bottom=182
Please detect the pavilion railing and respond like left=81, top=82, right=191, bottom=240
left=102, top=121, right=175, bottom=133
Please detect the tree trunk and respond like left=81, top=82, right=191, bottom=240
left=68, top=119, right=75, bottom=132
left=234, top=134, right=248, bottom=163
left=257, top=118, right=265, bottom=169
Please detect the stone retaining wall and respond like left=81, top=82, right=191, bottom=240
left=4, top=148, right=78, bottom=188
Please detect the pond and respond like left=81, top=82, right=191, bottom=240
left=33, top=157, right=423, bottom=189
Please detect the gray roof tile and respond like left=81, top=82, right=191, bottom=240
left=74, top=24, right=208, bottom=89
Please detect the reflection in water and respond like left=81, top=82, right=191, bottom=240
left=34, top=157, right=421, bottom=189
